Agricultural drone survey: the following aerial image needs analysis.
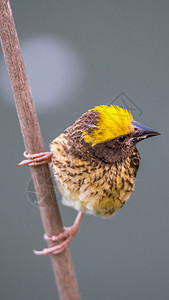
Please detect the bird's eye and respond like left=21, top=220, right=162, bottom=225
left=118, top=136, right=126, bottom=143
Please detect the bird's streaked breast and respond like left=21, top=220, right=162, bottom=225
left=50, top=132, right=140, bottom=217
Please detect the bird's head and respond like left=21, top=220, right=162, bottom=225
left=68, top=105, right=160, bottom=164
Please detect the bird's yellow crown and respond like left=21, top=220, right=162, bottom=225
left=83, top=105, right=134, bottom=146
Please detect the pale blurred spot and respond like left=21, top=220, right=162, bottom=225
left=0, top=35, right=85, bottom=112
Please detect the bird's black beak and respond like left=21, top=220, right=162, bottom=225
left=131, top=121, right=160, bottom=144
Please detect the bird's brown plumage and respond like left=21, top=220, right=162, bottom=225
left=50, top=110, right=141, bottom=217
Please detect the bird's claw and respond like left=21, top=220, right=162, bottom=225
left=34, top=212, right=83, bottom=255
left=33, top=235, right=72, bottom=255
left=34, top=227, right=76, bottom=255
left=18, top=151, right=53, bottom=166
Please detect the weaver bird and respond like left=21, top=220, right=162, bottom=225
left=19, top=105, right=160, bottom=255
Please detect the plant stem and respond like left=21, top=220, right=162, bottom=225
left=0, top=1, right=80, bottom=299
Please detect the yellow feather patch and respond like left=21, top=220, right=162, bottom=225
left=83, top=105, right=134, bottom=146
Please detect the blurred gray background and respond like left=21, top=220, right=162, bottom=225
left=0, top=0, right=168, bottom=299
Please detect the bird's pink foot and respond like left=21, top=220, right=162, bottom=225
left=33, top=211, right=84, bottom=255
left=18, top=151, right=53, bottom=167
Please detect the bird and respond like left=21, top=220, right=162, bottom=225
left=18, top=105, right=160, bottom=255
